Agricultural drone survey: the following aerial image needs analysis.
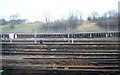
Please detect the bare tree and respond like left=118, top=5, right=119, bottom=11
left=88, top=11, right=100, bottom=21
left=105, top=10, right=118, bottom=18
left=67, top=10, right=77, bottom=31
left=67, top=9, right=82, bottom=31
left=9, top=13, right=21, bottom=29
left=97, top=10, right=118, bottom=31
left=43, top=10, right=51, bottom=32
left=76, top=10, right=84, bottom=25
left=9, top=14, right=20, bottom=20
left=118, top=1, right=120, bottom=30
left=44, top=11, right=50, bottom=23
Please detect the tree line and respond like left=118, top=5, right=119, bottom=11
left=41, top=9, right=118, bottom=32
left=0, top=9, right=118, bottom=31
left=87, top=10, right=118, bottom=30
left=0, top=14, right=27, bottom=28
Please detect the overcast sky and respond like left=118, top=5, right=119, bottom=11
left=0, top=0, right=119, bottom=22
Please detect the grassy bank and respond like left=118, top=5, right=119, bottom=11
left=0, top=23, right=42, bottom=33
left=0, top=21, right=117, bottom=33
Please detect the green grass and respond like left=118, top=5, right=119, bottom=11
left=0, top=23, right=43, bottom=33
left=0, top=21, right=117, bottom=33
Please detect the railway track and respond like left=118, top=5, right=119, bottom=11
left=2, top=43, right=119, bottom=50
left=1, top=33, right=120, bottom=75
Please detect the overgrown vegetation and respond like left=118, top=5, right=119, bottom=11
left=87, top=10, right=118, bottom=31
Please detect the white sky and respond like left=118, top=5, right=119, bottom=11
left=0, top=0, right=119, bottom=22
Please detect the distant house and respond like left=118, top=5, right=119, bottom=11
left=0, top=19, right=7, bottom=25
left=0, top=19, right=2, bottom=25
left=8, top=19, right=27, bottom=25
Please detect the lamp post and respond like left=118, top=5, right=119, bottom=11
left=107, top=14, right=109, bottom=32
